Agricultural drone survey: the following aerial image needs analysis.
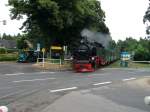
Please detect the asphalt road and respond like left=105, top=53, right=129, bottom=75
left=0, top=62, right=150, bottom=111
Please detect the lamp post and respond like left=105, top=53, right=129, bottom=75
left=0, top=20, right=6, bottom=39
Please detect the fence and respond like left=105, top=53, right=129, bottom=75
left=132, top=61, right=150, bottom=64
left=36, top=58, right=73, bottom=70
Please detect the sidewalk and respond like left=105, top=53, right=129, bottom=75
left=41, top=90, right=147, bottom=112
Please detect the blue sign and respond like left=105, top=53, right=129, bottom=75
left=121, top=52, right=130, bottom=61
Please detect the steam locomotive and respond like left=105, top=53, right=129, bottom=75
left=73, top=40, right=118, bottom=72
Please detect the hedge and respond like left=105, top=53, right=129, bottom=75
left=0, top=54, right=18, bottom=61
left=0, top=48, right=6, bottom=54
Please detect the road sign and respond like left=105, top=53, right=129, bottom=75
left=51, top=46, right=62, bottom=50
left=42, top=48, right=45, bottom=53
left=121, top=52, right=130, bottom=61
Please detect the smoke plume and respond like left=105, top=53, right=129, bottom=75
left=81, top=29, right=112, bottom=48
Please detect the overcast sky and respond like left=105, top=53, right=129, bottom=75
left=0, top=0, right=149, bottom=41
left=0, top=0, right=24, bottom=36
left=100, top=0, right=149, bottom=41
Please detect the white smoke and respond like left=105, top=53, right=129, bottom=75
left=81, top=29, right=112, bottom=48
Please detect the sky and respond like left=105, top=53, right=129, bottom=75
left=0, top=0, right=149, bottom=41
left=0, top=0, right=24, bottom=36
left=100, top=0, right=149, bottom=41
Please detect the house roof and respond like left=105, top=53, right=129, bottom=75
left=0, top=39, right=17, bottom=48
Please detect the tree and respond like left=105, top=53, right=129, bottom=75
left=117, top=37, right=138, bottom=53
left=8, top=0, right=109, bottom=49
left=117, top=37, right=150, bottom=61
left=16, top=35, right=28, bottom=49
left=143, top=1, right=150, bottom=34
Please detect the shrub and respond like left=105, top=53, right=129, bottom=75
left=0, top=48, right=6, bottom=54
left=0, top=54, right=18, bottom=61
left=6, top=49, right=18, bottom=53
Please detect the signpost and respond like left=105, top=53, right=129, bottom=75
left=37, top=43, right=40, bottom=52
left=42, top=48, right=45, bottom=67
left=120, top=52, right=130, bottom=67
left=36, top=43, right=40, bottom=63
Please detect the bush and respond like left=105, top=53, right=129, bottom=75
left=0, top=54, right=18, bottom=61
left=6, top=49, right=18, bottom=53
left=134, top=52, right=150, bottom=61
left=0, top=48, right=6, bottom=54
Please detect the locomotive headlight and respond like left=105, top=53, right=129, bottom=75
left=92, top=57, right=95, bottom=60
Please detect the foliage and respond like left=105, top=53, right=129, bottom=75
left=117, top=37, right=150, bottom=61
left=0, top=54, right=18, bottom=61
left=1, top=33, right=21, bottom=40
left=117, top=37, right=138, bottom=53
left=8, top=0, right=109, bottom=48
left=0, top=48, right=7, bottom=54
left=6, top=49, right=18, bottom=53
left=16, top=35, right=28, bottom=49
left=143, top=1, right=150, bottom=34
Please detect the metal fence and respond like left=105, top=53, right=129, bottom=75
left=36, top=58, right=73, bottom=69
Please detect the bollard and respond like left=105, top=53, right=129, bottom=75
left=0, top=106, right=8, bottom=112
left=144, top=96, right=150, bottom=105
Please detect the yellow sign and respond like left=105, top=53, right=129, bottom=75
left=51, top=46, right=62, bottom=50
left=42, top=48, right=45, bottom=52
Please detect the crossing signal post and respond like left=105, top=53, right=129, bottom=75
left=42, top=48, right=45, bottom=67
left=120, top=52, right=131, bottom=67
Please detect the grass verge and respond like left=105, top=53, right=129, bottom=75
left=0, top=53, right=18, bottom=61
left=108, top=60, right=150, bottom=68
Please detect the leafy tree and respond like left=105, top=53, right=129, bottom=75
left=143, top=1, right=150, bottom=34
left=117, top=37, right=138, bottom=53
left=8, top=0, right=109, bottom=49
left=117, top=37, right=150, bottom=61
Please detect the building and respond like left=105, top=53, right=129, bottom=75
left=0, top=40, right=17, bottom=49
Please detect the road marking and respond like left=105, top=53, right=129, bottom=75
left=5, top=73, right=24, bottom=76
left=13, top=78, right=56, bottom=83
left=93, top=81, right=112, bottom=86
left=40, top=72, right=56, bottom=74
left=122, top=77, right=136, bottom=81
left=92, top=74, right=103, bottom=76
left=50, top=87, right=78, bottom=93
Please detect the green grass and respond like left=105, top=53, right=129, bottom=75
left=107, top=60, right=150, bottom=68
left=0, top=53, right=18, bottom=61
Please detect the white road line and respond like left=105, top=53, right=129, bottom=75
left=93, top=81, right=112, bottom=86
left=40, top=72, right=56, bottom=74
left=91, top=74, right=103, bottom=76
left=50, top=87, right=78, bottom=93
left=5, top=73, right=24, bottom=76
left=13, top=78, right=56, bottom=83
left=122, top=77, right=136, bottom=81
